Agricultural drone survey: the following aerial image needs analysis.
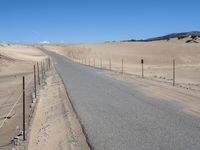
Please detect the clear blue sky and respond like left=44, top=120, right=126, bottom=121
left=0, top=0, right=200, bottom=43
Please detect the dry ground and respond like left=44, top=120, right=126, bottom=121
left=0, top=44, right=89, bottom=150
left=0, top=38, right=199, bottom=149
left=41, top=38, right=200, bottom=117
left=42, top=38, right=200, bottom=91
left=27, top=67, right=89, bottom=150
left=0, top=45, right=46, bottom=149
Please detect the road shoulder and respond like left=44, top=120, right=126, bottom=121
left=27, top=67, right=89, bottom=150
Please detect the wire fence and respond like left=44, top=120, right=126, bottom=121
left=0, top=57, right=51, bottom=148
left=71, top=57, right=200, bottom=92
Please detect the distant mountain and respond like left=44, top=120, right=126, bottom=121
left=122, top=31, right=200, bottom=42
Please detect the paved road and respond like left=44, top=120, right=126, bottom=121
left=44, top=50, right=200, bottom=150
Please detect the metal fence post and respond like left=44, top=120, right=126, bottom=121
left=34, top=65, right=36, bottom=98
left=43, top=61, right=46, bottom=77
left=48, top=58, right=51, bottom=69
left=122, top=59, right=124, bottom=74
left=109, top=59, right=111, bottom=71
left=173, top=59, right=175, bottom=86
left=41, top=62, right=44, bottom=83
left=22, top=76, right=25, bottom=141
left=141, top=59, right=144, bottom=78
left=37, top=62, right=40, bottom=85
left=101, top=58, right=102, bottom=69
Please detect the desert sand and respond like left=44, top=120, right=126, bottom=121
left=0, top=45, right=88, bottom=150
left=42, top=37, right=200, bottom=90
left=41, top=37, right=200, bottom=117
left=0, top=45, right=46, bottom=150
left=0, top=37, right=200, bottom=149
left=27, top=67, right=89, bottom=150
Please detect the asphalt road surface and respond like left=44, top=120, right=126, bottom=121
left=44, top=49, right=200, bottom=150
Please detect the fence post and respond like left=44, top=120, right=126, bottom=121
left=46, top=59, right=48, bottom=71
left=43, top=61, right=46, bottom=77
left=34, top=65, right=36, bottom=98
left=122, top=59, right=124, bottom=74
left=141, top=59, right=144, bottom=78
left=49, top=58, right=51, bottom=69
left=45, top=59, right=47, bottom=71
left=37, top=62, right=40, bottom=85
left=22, top=76, right=25, bottom=141
left=46, top=58, right=49, bottom=71
left=109, top=59, right=111, bottom=71
left=41, top=62, right=44, bottom=83
left=173, top=59, right=175, bottom=86
left=101, top=58, right=102, bottom=69
left=44, top=60, right=46, bottom=72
